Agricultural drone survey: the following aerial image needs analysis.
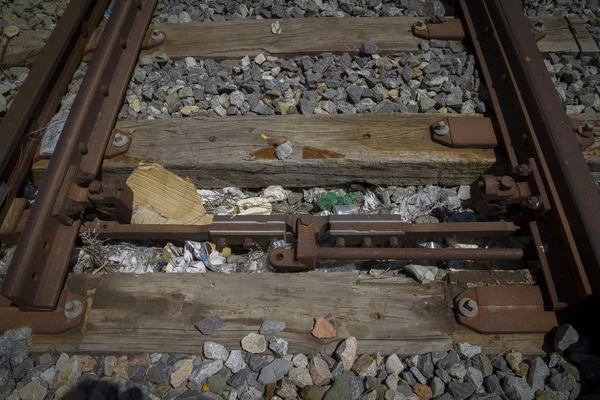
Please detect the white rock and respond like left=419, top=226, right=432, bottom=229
left=404, top=264, right=438, bottom=284
left=385, top=354, right=405, bottom=374
left=241, top=333, right=267, bottom=353
left=3, top=26, right=20, bottom=39
left=241, top=55, right=251, bottom=67
left=254, top=54, right=266, bottom=65
left=178, top=11, right=192, bottom=23
left=203, top=341, right=229, bottom=361
left=271, top=21, right=281, bottom=34
left=184, top=57, right=197, bottom=68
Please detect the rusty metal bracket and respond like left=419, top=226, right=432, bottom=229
left=104, top=129, right=132, bottom=159
left=84, top=27, right=164, bottom=55
left=411, top=18, right=545, bottom=42
left=0, top=290, right=86, bottom=334
left=455, top=286, right=558, bottom=333
left=412, top=18, right=465, bottom=40
left=571, top=121, right=596, bottom=151
left=430, top=117, right=497, bottom=149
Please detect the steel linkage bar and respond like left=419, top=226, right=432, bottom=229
left=458, top=0, right=598, bottom=310
left=1, top=0, right=158, bottom=310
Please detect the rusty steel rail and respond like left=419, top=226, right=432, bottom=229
left=0, top=0, right=110, bottom=229
left=1, top=0, right=158, bottom=310
left=458, top=0, right=599, bottom=310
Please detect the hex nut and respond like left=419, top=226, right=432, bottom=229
left=457, top=297, right=478, bottom=318
left=64, top=300, right=84, bottom=319
left=433, top=121, right=450, bottom=136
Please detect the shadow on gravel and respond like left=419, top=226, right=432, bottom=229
left=60, top=378, right=144, bottom=400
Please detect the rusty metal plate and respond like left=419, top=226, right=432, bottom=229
left=431, top=117, right=498, bottom=149
left=455, top=286, right=558, bottom=333
left=412, top=18, right=465, bottom=40
left=0, top=290, right=86, bottom=334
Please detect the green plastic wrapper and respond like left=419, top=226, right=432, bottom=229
left=317, top=191, right=358, bottom=210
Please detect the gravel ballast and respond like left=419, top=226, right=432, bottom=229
left=0, top=324, right=595, bottom=400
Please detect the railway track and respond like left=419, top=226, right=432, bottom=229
left=0, top=0, right=600, bottom=367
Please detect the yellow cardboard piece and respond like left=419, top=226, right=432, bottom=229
left=126, top=163, right=213, bottom=225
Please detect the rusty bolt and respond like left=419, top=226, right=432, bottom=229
left=65, top=202, right=86, bottom=217
left=64, top=300, right=84, bottom=319
left=335, top=237, right=346, bottom=248
left=76, top=171, right=95, bottom=187
left=499, top=176, right=515, bottom=190
left=578, top=123, right=594, bottom=138
left=88, top=180, right=103, bottom=195
left=457, top=298, right=478, bottom=318
left=242, top=237, right=253, bottom=250
left=513, top=163, right=532, bottom=178
left=361, top=237, right=373, bottom=248
left=521, top=196, right=541, bottom=211
left=151, top=30, right=165, bottom=42
left=532, top=20, right=545, bottom=32
left=78, top=142, right=88, bottom=155
left=432, top=121, right=450, bottom=136
left=216, top=238, right=227, bottom=252
left=113, top=133, right=129, bottom=148
left=413, top=20, right=427, bottom=31
left=389, top=237, right=399, bottom=248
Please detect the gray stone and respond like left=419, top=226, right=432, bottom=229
left=206, top=372, right=227, bottom=395
left=275, top=141, right=294, bottom=160
left=372, top=84, right=389, bottom=102
left=549, top=372, right=575, bottom=392
left=188, top=360, right=224, bottom=388
left=324, top=372, right=354, bottom=400
left=437, top=349, right=459, bottom=369
left=258, top=360, right=293, bottom=384
left=268, top=337, right=288, bottom=357
left=466, top=366, right=484, bottom=388
left=195, top=315, right=224, bottom=336
left=527, top=357, right=549, bottom=392
left=250, top=103, right=275, bottom=116
left=259, top=320, right=285, bottom=334
left=435, top=368, right=451, bottom=384
left=471, top=354, right=494, bottom=377
left=385, top=354, right=405, bottom=375
left=400, top=370, right=416, bottom=386
left=419, top=96, right=436, bottom=111
left=456, top=342, right=481, bottom=359
left=18, top=379, right=46, bottom=400
left=447, top=381, right=477, bottom=400
left=299, top=99, right=316, bottom=114
left=431, top=376, right=445, bottom=397
left=225, top=350, right=243, bottom=374
left=502, top=376, right=534, bottom=400
left=293, top=354, right=309, bottom=369
left=147, top=363, right=171, bottom=385
left=289, top=367, right=313, bottom=388
left=417, top=353, right=434, bottom=378
left=246, top=354, right=269, bottom=373
left=346, top=85, right=364, bottom=104
left=409, top=367, right=426, bottom=384
left=129, top=364, right=148, bottom=382
left=447, top=363, right=467, bottom=380
left=553, top=325, right=579, bottom=353
left=484, top=375, right=505, bottom=397
left=359, top=41, right=378, bottom=55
